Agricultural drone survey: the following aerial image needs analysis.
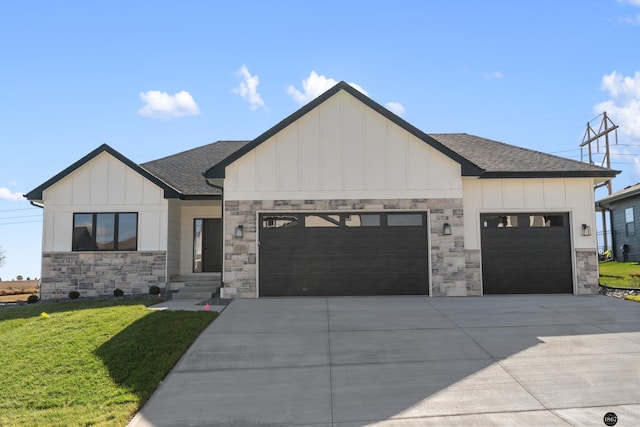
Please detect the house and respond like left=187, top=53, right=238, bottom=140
left=597, top=183, right=640, bottom=262
left=26, top=82, right=618, bottom=299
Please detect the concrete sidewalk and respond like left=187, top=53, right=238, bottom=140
left=146, top=298, right=228, bottom=313
left=130, top=295, right=640, bottom=426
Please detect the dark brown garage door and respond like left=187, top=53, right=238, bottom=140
left=480, top=213, right=573, bottom=294
left=258, top=212, right=429, bottom=296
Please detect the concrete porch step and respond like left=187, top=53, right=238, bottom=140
left=169, top=275, right=221, bottom=300
left=175, top=284, right=219, bottom=292
left=172, top=290, right=217, bottom=300
left=170, top=273, right=221, bottom=282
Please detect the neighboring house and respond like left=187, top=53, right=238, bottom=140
left=26, top=82, right=618, bottom=299
left=597, top=183, right=640, bottom=262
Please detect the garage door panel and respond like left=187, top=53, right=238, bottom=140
left=481, top=213, right=573, bottom=294
left=259, top=212, right=429, bottom=296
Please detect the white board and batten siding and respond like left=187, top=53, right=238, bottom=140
left=224, top=91, right=462, bottom=201
left=463, top=177, right=598, bottom=250
left=41, top=152, right=168, bottom=252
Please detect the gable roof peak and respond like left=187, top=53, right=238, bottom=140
left=204, top=81, right=482, bottom=179
left=25, top=143, right=182, bottom=201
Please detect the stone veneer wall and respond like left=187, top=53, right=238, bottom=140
left=575, top=249, right=599, bottom=295
left=222, top=198, right=480, bottom=298
left=40, top=251, right=167, bottom=299
left=464, top=249, right=482, bottom=295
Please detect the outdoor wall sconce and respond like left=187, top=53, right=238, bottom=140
left=581, top=224, right=591, bottom=237
left=235, top=225, right=244, bottom=238
left=443, top=223, right=452, bottom=236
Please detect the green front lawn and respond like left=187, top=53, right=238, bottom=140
left=599, top=261, right=640, bottom=289
left=0, top=298, right=217, bottom=426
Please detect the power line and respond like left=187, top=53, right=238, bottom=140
left=0, top=214, right=41, bottom=220
left=0, top=220, right=42, bottom=226
left=0, top=208, right=35, bottom=213
left=550, top=148, right=581, bottom=154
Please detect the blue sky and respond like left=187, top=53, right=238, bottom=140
left=1, top=0, right=640, bottom=280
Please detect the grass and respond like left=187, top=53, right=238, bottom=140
left=599, top=261, right=640, bottom=289
left=625, top=295, right=640, bottom=303
left=0, top=298, right=217, bottom=426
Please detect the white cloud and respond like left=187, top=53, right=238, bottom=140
left=0, top=187, right=24, bottom=202
left=232, top=65, right=266, bottom=110
left=138, top=90, right=200, bottom=119
left=286, top=71, right=368, bottom=105
left=611, top=145, right=640, bottom=179
left=620, top=14, right=640, bottom=24
left=618, top=0, right=640, bottom=6
left=594, top=71, right=640, bottom=183
left=385, top=102, right=406, bottom=116
left=595, top=71, right=640, bottom=140
left=482, top=71, right=503, bottom=80
left=600, top=71, right=640, bottom=99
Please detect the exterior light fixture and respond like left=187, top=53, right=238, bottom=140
left=235, top=225, right=244, bottom=238
left=443, top=223, right=452, bottom=236
left=581, top=224, right=591, bottom=236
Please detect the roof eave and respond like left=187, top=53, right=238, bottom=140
left=479, top=170, right=620, bottom=179
left=180, top=194, right=223, bottom=201
left=597, top=188, right=640, bottom=205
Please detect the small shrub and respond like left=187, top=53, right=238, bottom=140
left=148, top=285, right=161, bottom=295
left=68, top=291, right=80, bottom=300
left=113, top=288, right=124, bottom=297
left=27, top=294, right=39, bottom=304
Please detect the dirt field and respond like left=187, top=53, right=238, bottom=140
left=0, top=280, right=39, bottom=302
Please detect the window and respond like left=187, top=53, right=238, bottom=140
left=529, top=215, right=564, bottom=227
left=73, top=213, right=138, bottom=251
left=626, top=207, right=635, bottom=236
left=262, top=216, right=298, bottom=228
left=304, top=214, right=340, bottom=227
left=387, top=214, right=423, bottom=226
left=483, top=215, right=518, bottom=228
left=345, top=214, right=381, bottom=227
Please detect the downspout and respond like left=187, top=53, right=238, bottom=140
left=204, top=175, right=225, bottom=296
left=28, top=200, right=44, bottom=299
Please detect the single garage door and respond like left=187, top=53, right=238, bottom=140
left=258, top=212, right=429, bottom=296
left=480, top=213, right=573, bottom=294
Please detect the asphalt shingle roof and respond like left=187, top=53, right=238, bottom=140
left=139, top=133, right=617, bottom=197
left=429, top=133, right=618, bottom=178
left=597, top=182, right=640, bottom=205
left=140, top=141, right=249, bottom=196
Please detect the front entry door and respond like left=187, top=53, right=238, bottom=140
left=194, top=219, right=222, bottom=272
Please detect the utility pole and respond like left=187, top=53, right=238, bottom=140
left=581, top=112, right=618, bottom=253
left=581, top=111, right=618, bottom=195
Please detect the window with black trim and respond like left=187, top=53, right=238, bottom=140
left=73, top=213, right=138, bottom=251
left=626, top=207, right=635, bottom=236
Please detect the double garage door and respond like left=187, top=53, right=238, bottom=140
left=258, top=212, right=429, bottom=297
left=480, top=213, right=573, bottom=294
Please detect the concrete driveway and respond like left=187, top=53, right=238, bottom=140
left=130, top=295, right=640, bottom=426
